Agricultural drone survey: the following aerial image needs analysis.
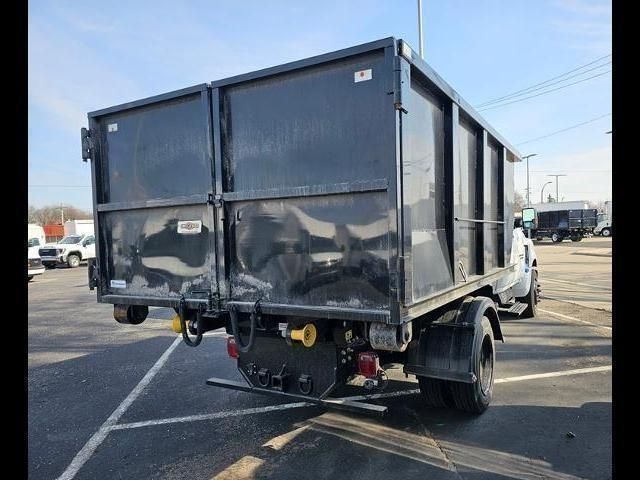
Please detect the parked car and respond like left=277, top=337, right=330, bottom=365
left=38, top=233, right=96, bottom=268
left=27, top=237, right=45, bottom=281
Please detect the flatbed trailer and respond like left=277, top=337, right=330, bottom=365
left=82, top=37, right=539, bottom=416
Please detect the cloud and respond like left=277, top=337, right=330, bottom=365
left=552, top=0, right=611, bottom=16
left=551, top=0, right=611, bottom=55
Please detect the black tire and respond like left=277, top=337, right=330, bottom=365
left=28, top=276, right=34, bottom=282
left=535, top=237, right=543, bottom=241
left=45, top=264, right=56, bottom=269
left=418, top=377, right=454, bottom=408
left=517, top=268, right=538, bottom=318
left=67, top=254, right=81, bottom=268
left=448, top=316, right=495, bottom=414
left=570, top=235, right=582, bottom=242
left=601, top=227, right=611, bottom=237
left=551, top=233, right=563, bottom=243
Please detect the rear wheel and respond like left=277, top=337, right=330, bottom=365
left=448, top=316, right=495, bottom=413
left=601, top=227, right=611, bottom=237
left=551, top=233, right=563, bottom=243
left=45, top=264, right=56, bottom=269
left=67, top=254, right=80, bottom=268
left=418, top=377, right=454, bottom=408
left=28, top=276, right=34, bottom=282
left=570, top=235, right=583, bottom=242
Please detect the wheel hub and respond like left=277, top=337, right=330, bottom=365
left=479, top=335, right=494, bottom=395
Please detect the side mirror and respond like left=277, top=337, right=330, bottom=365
left=521, top=208, right=537, bottom=229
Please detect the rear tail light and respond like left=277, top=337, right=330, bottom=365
left=226, top=336, right=239, bottom=359
left=358, top=351, right=380, bottom=378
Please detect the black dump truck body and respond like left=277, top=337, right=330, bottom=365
left=83, top=38, right=536, bottom=416
left=532, top=208, right=597, bottom=242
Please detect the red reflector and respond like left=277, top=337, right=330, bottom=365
left=358, top=351, right=380, bottom=378
left=226, top=336, right=239, bottom=359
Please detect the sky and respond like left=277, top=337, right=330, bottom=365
left=28, top=0, right=612, bottom=211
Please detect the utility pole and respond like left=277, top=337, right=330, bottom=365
left=417, top=0, right=424, bottom=58
left=522, top=154, right=538, bottom=206
left=547, top=174, right=567, bottom=203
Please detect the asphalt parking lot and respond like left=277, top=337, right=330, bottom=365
left=28, top=237, right=612, bottom=480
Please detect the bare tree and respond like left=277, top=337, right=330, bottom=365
left=27, top=205, right=93, bottom=225
left=513, top=191, right=525, bottom=214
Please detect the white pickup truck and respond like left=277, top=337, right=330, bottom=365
left=38, top=233, right=96, bottom=268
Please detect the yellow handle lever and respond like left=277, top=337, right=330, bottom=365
left=290, top=323, right=317, bottom=347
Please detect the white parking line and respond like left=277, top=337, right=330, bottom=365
left=109, top=364, right=612, bottom=431
left=539, top=308, right=612, bottom=331
left=112, top=402, right=313, bottom=431
left=56, top=336, right=182, bottom=480
left=542, top=277, right=611, bottom=291
left=494, top=365, right=611, bottom=384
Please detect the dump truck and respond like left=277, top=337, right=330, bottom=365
left=81, top=38, right=540, bottom=416
left=525, top=207, right=598, bottom=242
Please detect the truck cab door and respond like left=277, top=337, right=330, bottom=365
left=83, top=235, right=96, bottom=259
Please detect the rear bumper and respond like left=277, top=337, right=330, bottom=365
left=206, top=377, right=388, bottom=416
left=28, top=266, right=45, bottom=276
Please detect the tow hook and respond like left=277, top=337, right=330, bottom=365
left=298, top=374, right=313, bottom=395
left=271, top=364, right=289, bottom=391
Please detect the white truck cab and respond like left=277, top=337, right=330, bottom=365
left=27, top=224, right=46, bottom=281
left=39, top=233, right=96, bottom=268
left=594, top=201, right=612, bottom=237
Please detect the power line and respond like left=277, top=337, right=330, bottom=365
left=477, top=62, right=611, bottom=108
left=515, top=113, right=612, bottom=145
left=531, top=171, right=611, bottom=173
left=477, top=70, right=611, bottom=112
left=475, top=53, right=611, bottom=107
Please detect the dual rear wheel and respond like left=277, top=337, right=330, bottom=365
left=418, top=316, right=495, bottom=414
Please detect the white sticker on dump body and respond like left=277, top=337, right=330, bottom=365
left=110, top=279, right=126, bottom=289
left=354, top=69, right=372, bottom=83
left=177, top=220, right=202, bottom=234
left=107, top=123, right=118, bottom=132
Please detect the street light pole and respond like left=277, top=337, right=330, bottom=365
left=417, top=0, right=424, bottom=59
left=541, top=181, right=553, bottom=203
left=547, top=174, right=567, bottom=202
left=522, top=154, right=538, bottom=206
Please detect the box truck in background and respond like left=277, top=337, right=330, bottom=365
left=594, top=201, right=612, bottom=237
left=64, top=219, right=94, bottom=237
left=528, top=201, right=590, bottom=213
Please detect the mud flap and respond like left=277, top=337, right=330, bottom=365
left=404, top=296, right=502, bottom=383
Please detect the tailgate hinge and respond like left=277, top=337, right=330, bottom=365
left=208, top=193, right=224, bottom=208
